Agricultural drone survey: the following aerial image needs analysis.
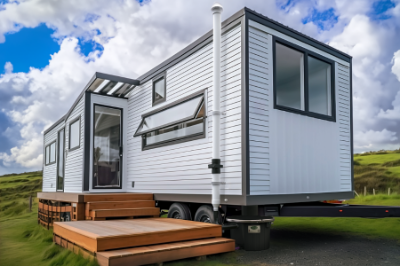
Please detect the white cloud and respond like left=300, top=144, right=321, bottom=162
left=376, top=50, right=400, bottom=120
left=392, top=50, right=400, bottom=81
left=4, top=62, right=13, bottom=73
left=354, top=129, right=398, bottom=152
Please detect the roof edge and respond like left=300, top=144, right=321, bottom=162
left=43, top=115, right=66, bottom=135
left=244, top=7, right=352, bottom=60
left=136, top=8, right=246, bottom=84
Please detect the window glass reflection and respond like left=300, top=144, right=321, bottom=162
left=308, top=56, right=331, bottom=115
left=276, top=43, right=304, bottom=110
left=137, top=95, right=203, bottom=134
left=93, top=106, right=121, bottom=188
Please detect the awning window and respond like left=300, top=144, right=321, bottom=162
left=134, top=94, right=204, bottom=137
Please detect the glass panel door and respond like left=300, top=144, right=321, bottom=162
left=57, top=128, right=65, bottom=191
left=93, top=105, right=122, bottom=188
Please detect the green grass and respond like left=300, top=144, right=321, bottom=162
left=0, top=171, right=98, bottom=266
left=346, top=193, right=400, bottom=206
left=272, top=193, right=400, bottom=244
left=273, top=216, right=400, bottom=242
left=354, top=151, right=400, bottom=165
left=353, top=150, right=400, bottom=194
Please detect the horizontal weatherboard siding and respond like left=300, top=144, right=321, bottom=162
left=127, top=23, right=243, bottom=195
left=248, top=26, right=270, bottom=195
left=64, top=96, right=85, bottom=193
left=43, top=121, right=65, bottom=192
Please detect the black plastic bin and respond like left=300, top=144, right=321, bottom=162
left=226, top=216, right=274, bottom=251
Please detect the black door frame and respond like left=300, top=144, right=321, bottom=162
left=56, top=127, right=65, bottom=192
left=92, top=103, right=123, bottom=190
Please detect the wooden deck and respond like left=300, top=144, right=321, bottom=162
left=53, top=218, right=222, bottom=252
left=49, top=193, right=236, bottom=265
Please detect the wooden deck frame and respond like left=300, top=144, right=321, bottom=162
left=53, top=218, right=222, bottom=252
left=38, top=192, right=156, bottom=227
left=54, top=233, right=235, bottom=266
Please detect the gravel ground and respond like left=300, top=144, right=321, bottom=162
left=231, top=228, right=400, bottom=266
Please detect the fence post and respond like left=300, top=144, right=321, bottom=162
left=29, top=195, right=32, bottom=212
left=364, top=186, right=367, bottom=196
left=388, top=188, right=391, bottom=195
left=373, top=188, right=375, bottom=195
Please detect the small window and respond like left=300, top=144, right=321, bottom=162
left=69, top=117, right=80, bottom=150
left=152, top=74, right=166, bottom=106
left=274, top=38, right=335, bottom=121
left=45, top=146, right=50, bottom=165
left=45, top=141, right=56, bottom=165
left=135, top=93, right=206, bottom=149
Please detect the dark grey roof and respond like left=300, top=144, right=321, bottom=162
left=244, top=8, right=351, bottom=61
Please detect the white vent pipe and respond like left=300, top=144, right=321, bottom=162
left=210, top=3, right=223, bottom=223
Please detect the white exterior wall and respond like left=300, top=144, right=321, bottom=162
left=64, top=96, right=85, bottom=193
left=126, top=23, right=243, bottom=195
left=248, top=20, right=352, bottom=195
left=42, top=121, right=65, bottom=192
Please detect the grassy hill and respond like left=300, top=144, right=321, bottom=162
left=353, top=149, right=400, bottom=194
left=0, top=171, right=97, bottom=266
left=0, top=171, right=42, bottom=216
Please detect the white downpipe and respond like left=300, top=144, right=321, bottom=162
left=211, top=3, right=223, bottom=213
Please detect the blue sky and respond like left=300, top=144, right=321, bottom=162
left=0, top=0, right=400, bottom=175
left=0, top=24, right=59, bottom=74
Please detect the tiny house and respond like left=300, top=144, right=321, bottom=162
left=41, top=7, right=353, bottom=219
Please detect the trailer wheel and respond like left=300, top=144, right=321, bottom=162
left=194, top=205, right=214, bottom=223
left=167, top=203, right=191, bottom=220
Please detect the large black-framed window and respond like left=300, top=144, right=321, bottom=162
left=273, top=36, right=336, bottom=122
left=45, top=140, right=56, bottom=166
left=69, top=116, right=81, bottom=151
left=152, top=73, right=166, bottom=106
left=135, top=90, right=206, bottom=150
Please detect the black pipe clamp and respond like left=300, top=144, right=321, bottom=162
left=208, top=158, right=223, bottom=174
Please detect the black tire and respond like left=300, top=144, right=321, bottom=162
left=167, top=203, right=191, bottom=220
left=194, top=205, right=215, bottom=223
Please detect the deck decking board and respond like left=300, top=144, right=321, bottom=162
left=85, top=200, right=155, bottom=216
left=83, top=193, right=153, bottom=202
left=96, top=238, right=235, bottom=266
left=53, top=218, right=222, bottom=252
left=90, top=207, right=160, bottom=218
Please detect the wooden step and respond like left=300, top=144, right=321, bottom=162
left=85, top=201, right=155, bottom=217
left=96, top=237, right=235, bottom=266
left=89, top=207, right=160, bottom=218
left=83, top=193, right=153, bottom=202
left=53, top=218, right=222, bottom=252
